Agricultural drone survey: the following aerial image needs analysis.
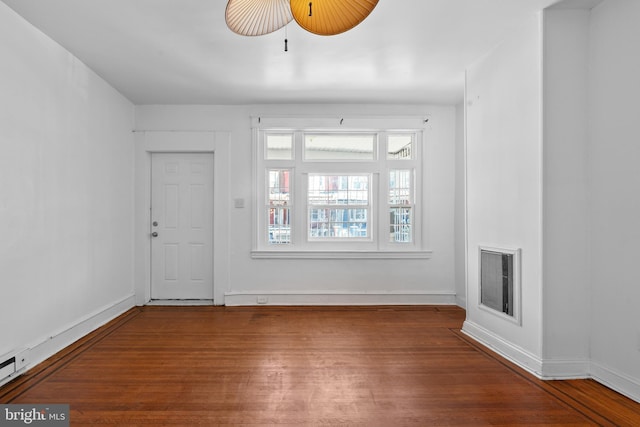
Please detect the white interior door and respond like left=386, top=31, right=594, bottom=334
left=151, top=153, right=214, bottom=300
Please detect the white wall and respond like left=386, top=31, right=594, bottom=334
left=587, top=0, right=640, bottom=399
left=0, top=2, right=135, bottom=374
left=541, top=8, right=590, bottom=375
left=463, top=1, right=640, bottom=401
left=463, top=14, right=544, bottom=372
left=135, top=104, right=457, bottom=305
left=454, top=103, right=466, bottom=308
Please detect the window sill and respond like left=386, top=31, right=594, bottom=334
left=250, top=250, right=432, bottom=260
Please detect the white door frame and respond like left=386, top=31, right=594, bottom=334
left=134, top=131, right=230, bottom=305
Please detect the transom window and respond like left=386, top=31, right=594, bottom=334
left=305, top=134, right=375, bottom=161
left=254, top=117, right=426, bottom=256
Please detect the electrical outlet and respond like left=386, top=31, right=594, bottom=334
left=256, top=297, right=268, bottom=304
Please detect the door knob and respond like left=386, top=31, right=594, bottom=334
left=151, top=232, right=158, bottom=237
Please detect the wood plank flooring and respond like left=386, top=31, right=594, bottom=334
left=1, top=306, right=639, bottom=426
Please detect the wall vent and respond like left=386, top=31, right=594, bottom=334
left=479, top=246, right=521, bottom=324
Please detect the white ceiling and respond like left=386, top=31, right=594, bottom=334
left=2, top=0, right=567, bottom=105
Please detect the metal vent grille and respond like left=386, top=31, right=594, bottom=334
left=480, top=249, right=514, bottom=316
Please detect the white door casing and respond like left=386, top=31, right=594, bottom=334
left=151, top=153, right=214, bottom=300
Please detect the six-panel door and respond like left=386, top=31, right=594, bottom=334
left=151, top=153, right=214, bottom=300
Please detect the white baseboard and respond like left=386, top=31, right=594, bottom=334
left=590, top=360, right=640, bottom=403
left=539, top=359, right=590, bottom=379
left=146, top=299, right=214, bottom=306
left=0, top=294, right=135, bottom=387
left=461, top=320, right=543, bottom=377
left=462, top=320, right=640, bottom=404
left=224, top=291, right=457, bottom=306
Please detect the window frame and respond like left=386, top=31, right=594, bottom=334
left=252, top=116, right=432, bottom=259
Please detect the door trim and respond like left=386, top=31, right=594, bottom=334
left=134, top=131, right=231, bottom=306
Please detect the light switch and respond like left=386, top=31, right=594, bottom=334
left=234, top=198, right=245, bottom=208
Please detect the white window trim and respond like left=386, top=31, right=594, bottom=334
left=251, top=116, right=432, bottom=259
left=250, top=250, right=431, bottom=259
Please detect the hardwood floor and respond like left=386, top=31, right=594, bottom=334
left=1, top=306, right=639, bottom=426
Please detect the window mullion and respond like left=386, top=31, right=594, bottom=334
left=378, top=133, right=389, bottom=251
left=294, top=170, right=306, bottom=245
left=293, top=132, right=305, bottom=246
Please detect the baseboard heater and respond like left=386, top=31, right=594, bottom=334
left=0, top=357, right=16, bottom=382
left=0, top=349, right=29, bottom=384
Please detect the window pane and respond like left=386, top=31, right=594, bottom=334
left=269, top=208, right=290, bottom=244
left=305, top=134, right=375, bottom=160
left=268, top=170, right=290, bottom=206
left=309, top=208, right=368, bottom=238
left=390, top=207, right=412, bottom=243
left=389, top=170, right=412, bottom=205
left=268, top=169, right=291, bottom=244
left=308, top=175, right=369, bottom=206
left=266, top=134, right=293, bottom=160
left=388, top=135, right=413, bottom=159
